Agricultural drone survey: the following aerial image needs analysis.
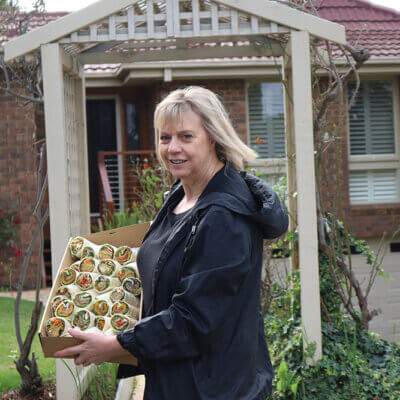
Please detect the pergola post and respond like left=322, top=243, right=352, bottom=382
left=41, top=43, right=91, bottom=400
left=287, top=30, right=322, bottom=361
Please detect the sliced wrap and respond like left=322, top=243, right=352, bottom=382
left=115, top=246, right=137, bottom=265
left=45, top=317, right=71, bottom=337
left=94, top=316, right=111, bottom=332
left=94, top=275, right=119, bottom=293
left=81, top=244, right=98, bottom=259
left=118, top=263, right=139, bottom=282
left=60, top=268, right=77, bottom=285
left=72, top=309, right=95, bottom=330
left=97, top=259, right=120, bottom=277
left=110, top=287, right=139, bottom=307
left=110, top=314, right=136, bottom=332
left=92, top=299, right=111, bottom=316
left=73, top=290, right=96, bottom=309
left=98, top=244, right=117, bottom=261
left=54, top=300, right=75, bottom=319
left=122, top=277, right=141, bottom=297
left=55, top=285, right=80, bottom=299
left=75, top=272, right=97, bottom=291
left=79, top=257, right=98, bottom=272
left=111, top=301, right=139, bottom=320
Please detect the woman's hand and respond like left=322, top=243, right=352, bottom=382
left=53, top=328, right=130, bottom=366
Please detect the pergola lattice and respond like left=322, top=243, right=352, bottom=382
left=4, top=1, right=346, bottom=399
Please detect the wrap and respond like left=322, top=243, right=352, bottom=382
left=118, top=263, right=139, bottom=282
left=92, top=299, right=111, bottom=316
left=72, top=309, right=95, bottom=330
left=110, top=287, right=140, bottom=307
left=122, top=277, right=141, bottom=297
left=73, top=290, right=96, bottom=309
left=51, top=295, right=66, bottom=314
left=94, top=275, right=120, bottom=293
left=79, top=257, right=98, bottom=272
left=75, top=272, right=96, bottom=291
left=45, top=317, right=71, bottom=337
left=111, top=301, right=139, bottom=320
left=69, top=261, right=81, bottom=271
left=94, top=316, right=111, bottom=332
left=60, top=268, right=77, bottom=285
left=81, top=243, right=101, bottom=259
left=115, top=246, right=137, bottom=265
left=98, top=244, right=117, bottom=261
left=110, top=314, right=136, bottom=332
left=97, top=259, right=120, bottom=277
left=55, top=285, right=80, bottom=299
left=69, top=236, right=86, bottom=258
left=54, top=300, right=75, bottom=319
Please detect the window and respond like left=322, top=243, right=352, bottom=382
left=247, top=82, right=286, bottom=159
left=348, top=80, right=400, bottom=204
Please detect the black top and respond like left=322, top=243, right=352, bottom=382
left=137, top=204, right=192, bottom=316
left=116, top=164, right=289, bottom=400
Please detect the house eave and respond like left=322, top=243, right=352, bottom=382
left=84, top=56, right=400, bottom=86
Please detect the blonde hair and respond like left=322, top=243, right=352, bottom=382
left=153, top=86, right=258, bottom=170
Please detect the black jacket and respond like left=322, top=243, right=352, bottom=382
left=117, top=164, right=289, bottom=399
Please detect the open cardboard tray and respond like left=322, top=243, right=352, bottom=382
left=38, top=222, right=150, bottom=365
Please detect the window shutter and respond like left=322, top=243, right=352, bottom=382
left=349, top=170, right=399, bottom=203
left=348, top=81, right=395, bottom=155
left=248, top=82, right=286, bottom=158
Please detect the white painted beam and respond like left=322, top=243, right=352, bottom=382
left=41, top=43, right=79, bottom=400
left=217, top=0, right=346, bottom=44
left=42, top=43, right=92, bottom=400
left=5, top=0, right=140, bottom=61
left=290, top=30, right=322, bottom=362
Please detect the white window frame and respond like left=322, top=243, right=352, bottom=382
left=245, top=79, right=287, bottom=177
left=347, top=76, right=400, bottom=204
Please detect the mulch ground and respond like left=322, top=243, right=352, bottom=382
left=0, top=383, right=56, bottom=400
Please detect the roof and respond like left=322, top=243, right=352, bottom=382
left=315, top=0, right=400, bottom=58
left=0, top=12, right=68, bottom=43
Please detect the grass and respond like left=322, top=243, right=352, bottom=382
left=0, top=297, right=56, bottom=393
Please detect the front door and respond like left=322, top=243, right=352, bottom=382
left=86, top=99, right=117, bottom=215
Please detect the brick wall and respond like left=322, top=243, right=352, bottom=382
left=0, top=91, right=42, bottom=289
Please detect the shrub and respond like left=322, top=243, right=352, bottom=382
left=265, top=270, right=400, bottom=400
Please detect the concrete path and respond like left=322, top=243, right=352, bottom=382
left=0, top=288, right=51, bottom=304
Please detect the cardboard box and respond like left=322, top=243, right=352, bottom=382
left=38, top=222, right=150, bottom=365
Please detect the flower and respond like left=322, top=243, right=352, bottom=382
left=14, top=217, right=21, bottom=224
left=0, top=211, right=3, bottom=216
left=3, top=206, right=7, bottom=210
left=143, top=164, right=149, bottom=169
left=15, top=250, right=22, bottom=258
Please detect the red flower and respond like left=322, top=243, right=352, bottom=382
left=143, top=164, right=149, bottom=169
left=14, top=217, right=21, bottom=223
left=15, top=249, right=23, bottom=258
left=3, top=206, right=7, bottom=210
left=11, top=246, right=17, bottom=252
left=0, top=211, right=3, bottom=216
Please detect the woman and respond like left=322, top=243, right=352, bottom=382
left=55, top=86, right=288, bottom=399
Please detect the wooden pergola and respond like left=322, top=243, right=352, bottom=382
left=4, top=0, right=346, bottom=398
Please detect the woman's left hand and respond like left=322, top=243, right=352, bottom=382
left=53, top=328, right=128, bottom=366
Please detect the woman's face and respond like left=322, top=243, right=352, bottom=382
left=158, top=109, right=218, bottom=183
